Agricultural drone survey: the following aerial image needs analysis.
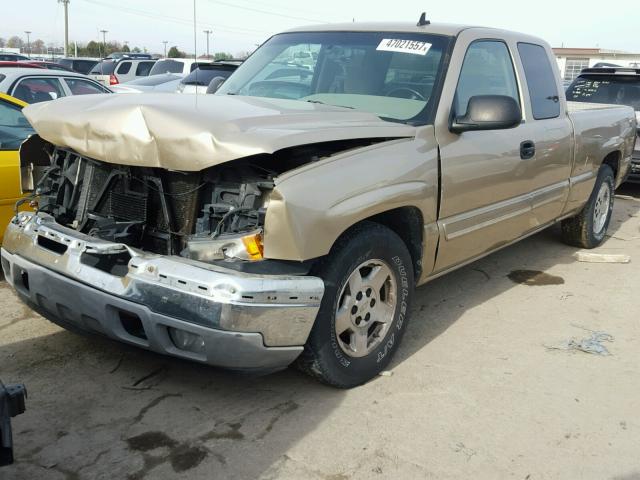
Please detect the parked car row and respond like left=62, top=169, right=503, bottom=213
left=0, top=68, right=111, bottom=104
left=566, top=67, right=640, bottom=183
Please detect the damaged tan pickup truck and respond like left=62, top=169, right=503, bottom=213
left=2, top=20, right=637, bottom=387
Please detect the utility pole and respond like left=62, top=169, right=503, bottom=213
left=24, top=31, right=31, bottom=58
left=163, top=40, right=168, bottom=58
left=59, top=0, right=70, bottom=57
left=203, top=29, right=212, bottom=59
left=100, top=29, right=108, bottom=55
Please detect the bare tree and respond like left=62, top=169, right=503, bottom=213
left=7, top=36, right=24, bottom=49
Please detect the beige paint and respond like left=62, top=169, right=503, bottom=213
left=264, top=130, right=439, bottom=264
left=22, top=93, right=415, bottom=171
left=19, top=23, right=637, bottom=287
left=263, top=26, right=636, bottom=285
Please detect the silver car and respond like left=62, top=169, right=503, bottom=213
left=110, top=73, right=184, bottom=94
left=0, top=68, right=111, bottom=103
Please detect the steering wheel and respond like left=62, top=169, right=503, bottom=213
left=386, top=87, right=426, bottom=101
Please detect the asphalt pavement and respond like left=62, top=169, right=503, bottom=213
left=1, top=184, right=639, bottom=480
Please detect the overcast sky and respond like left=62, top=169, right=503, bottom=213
left=3, top=0, right=639, bottom=56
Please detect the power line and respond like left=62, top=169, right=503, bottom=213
left=231, top=0, right=334, bottom=20
left=204, top=0, right=328, bottom=23
left=80, top=0, right=271, bottom=36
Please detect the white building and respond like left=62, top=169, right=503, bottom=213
left=0, top=47, right=21, bottom=54
left=554, top=48, right=640, bottom=82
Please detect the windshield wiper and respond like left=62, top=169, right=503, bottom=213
left=305, top=99, right=354, bottom=109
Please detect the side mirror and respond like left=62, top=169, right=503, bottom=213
left=206, top=76, right=227, bottom=94
left=450, top=95, right=521, bottom=133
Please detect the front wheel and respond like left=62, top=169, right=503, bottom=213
left=296, top=222, right=415, bottom=388
left=561, top=164, right=615, bottom=249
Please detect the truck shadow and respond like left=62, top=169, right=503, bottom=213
left=392, top=184, right=640, bottom=367
left=0, top=324, right=346, bottom=480
left=0, top=185, right=638, bottom=480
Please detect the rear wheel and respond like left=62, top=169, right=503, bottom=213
left=561, top=164, right=615, bottom=248
left=296, top=222, right=414, bottom=388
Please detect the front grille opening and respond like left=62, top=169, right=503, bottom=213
left=81, top=251, right=131, bottom=277
left=20, top=269, right=29, bottom=291
left=37, top=235, right=68, bottom=255
left=119, top=311, right=147, bottom=340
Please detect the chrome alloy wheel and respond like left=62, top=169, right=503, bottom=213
left=334, top=259, right=397, bottom=358
left=593, top=181, right=611, bottom=234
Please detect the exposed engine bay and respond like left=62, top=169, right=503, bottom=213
left=21, top=136, right=387, bottom=264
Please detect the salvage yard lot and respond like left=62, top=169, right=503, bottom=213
left=1, top=185, right=639, bottom=480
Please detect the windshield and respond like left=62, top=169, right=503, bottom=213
left=567, top=75, right=640, bottom=111
left=150, top=59, right=185, bottom=75
left=182, top=65, right=238, bottom=86
left=217, top=31, right=450, bottom=123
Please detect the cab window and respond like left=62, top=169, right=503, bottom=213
left=0, top=100, right=35, bottom=150
left=12, top=78, right=65, bottom=104
left=117, top=61, right=132, bottom=74
left=454, top=40, right=519, bottom=116
left=136, top=62, right=155, bottom=76
left=517, top=43, right=560, bottom=119
left=65, top=78, right=109, bottom=95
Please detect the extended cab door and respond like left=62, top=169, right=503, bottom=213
left=432, top=31, right=572, bottom=272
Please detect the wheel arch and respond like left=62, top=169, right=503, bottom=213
left=330, top=206, right=424, bottom=279
left=601, top=150, right=621, bottom=181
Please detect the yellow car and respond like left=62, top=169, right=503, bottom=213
left=0, top=93, right=34, bottom=243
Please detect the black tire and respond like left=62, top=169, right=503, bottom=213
left=561, top=164, right=615, bottom=249
left=296, top=222, right=415, bottom=388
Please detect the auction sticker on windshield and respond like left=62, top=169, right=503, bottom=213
left=376, top=39, right=432, bottom=56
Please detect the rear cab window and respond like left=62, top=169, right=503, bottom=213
left=73, top=60, right=98, bottom=74
left=517, top=43, right=560, bottom=119
left=150, top=60, right=184, bottom=75
left=117, top=62, right=132, bottom=74
left=567, top=75, right=640, bottom=111
left=90, top=61, right=116, bottom=75
left=183, top=65, right=237, bottom=86
left=136, top=62, right=155, bottom=76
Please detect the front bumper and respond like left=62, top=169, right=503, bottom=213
left=1, top=212, right=324, bottom=371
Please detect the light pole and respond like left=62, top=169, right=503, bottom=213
left=100, top=29, right=108, bottom=55
left=59, top=0, right=70, bottom=57
left=203, top=29, right=212, bottom=59
left=163, top=41, right=168, bottom=58
left=24, top=31, right=31, bottom=58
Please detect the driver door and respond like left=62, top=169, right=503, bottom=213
left=433, top=36, right=540, bottom=272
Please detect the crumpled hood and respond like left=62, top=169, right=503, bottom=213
left=23, top=93, right=416, bottom=171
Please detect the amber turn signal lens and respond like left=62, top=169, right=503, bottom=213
left=241, top=233, right=264, bottom=260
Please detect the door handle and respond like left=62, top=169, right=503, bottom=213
left=546, top=95, right=559, bottom=103
left=520, top=140, right=535, bottom=160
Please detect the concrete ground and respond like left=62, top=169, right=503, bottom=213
left=1, top=185, right=639, bottom=480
